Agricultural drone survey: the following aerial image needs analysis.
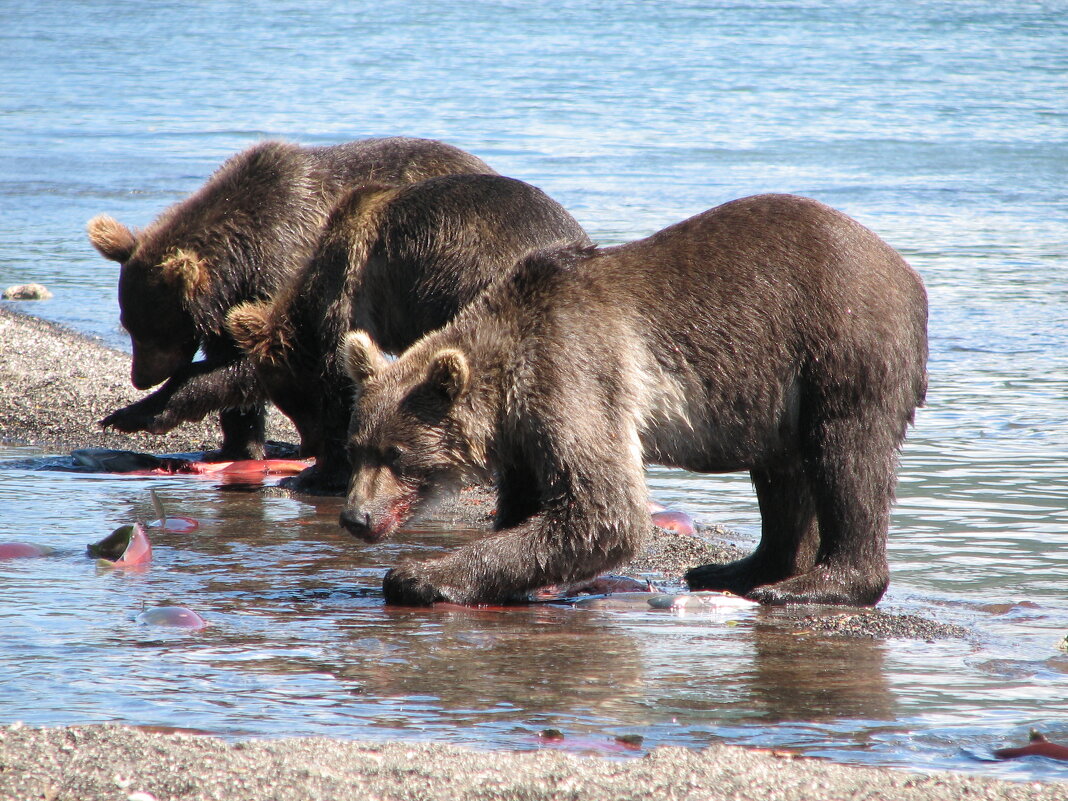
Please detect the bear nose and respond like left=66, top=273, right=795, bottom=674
left=338, top=507, right=373, bottom=539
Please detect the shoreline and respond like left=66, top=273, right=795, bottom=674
left=1, top=304, right=1063, bottom=800
left=0, top=304, right=298, bottom=455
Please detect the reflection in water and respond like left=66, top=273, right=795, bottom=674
left=0, top=458, right=1064, bottom=780
left=748, top=622, right=894, bottom=724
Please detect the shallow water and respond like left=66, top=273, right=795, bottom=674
left=1, top=0, right=1066, bottom=783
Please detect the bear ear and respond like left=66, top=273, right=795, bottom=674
left=161, top=248, right=210, bottom=298
left=226, top=301, right=289, bottom=363
left=341, top=330, right=389, bottom=383
left=87, top=215, right=138, bottom=263
left=424, top=349, right=470, bottom=403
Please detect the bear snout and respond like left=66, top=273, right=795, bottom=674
left=129, top=341, right=197, bottom=390
left=339, top=507, right=381, bottom=542
left=131, top=360, right=168, bottom=390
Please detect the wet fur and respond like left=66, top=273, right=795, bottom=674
left=227, top=174, right=591, bottom=490
left=88, top=138, right=495, bottom=459
left=341, top=194, right=928, bottom=606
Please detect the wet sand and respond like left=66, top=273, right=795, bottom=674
left=1, top=304, right=1063, bottom=800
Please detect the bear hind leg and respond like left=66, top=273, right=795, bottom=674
left=746, top=415, right=898, bottom=606
left=686, top=462, right=819, bottom=596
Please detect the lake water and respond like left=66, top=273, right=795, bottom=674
left=1, top=0, right=1066, bottom=783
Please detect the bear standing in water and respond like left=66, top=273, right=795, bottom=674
left=225, top=174, right=591, bottom=493
left=338, top=194, right=928, bottom=607
left=86, top=138, right=494, bottom=460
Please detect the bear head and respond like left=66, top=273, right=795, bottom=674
left=336, top=330, right=488, bottom=543
left=87, top=215, right=204, bottom=389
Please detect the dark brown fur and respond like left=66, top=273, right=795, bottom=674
left=338, top=194, right=928, bottom=607
left=87, top=138, right=495, bottom=459
left=226, top=174, right=591, bottom=491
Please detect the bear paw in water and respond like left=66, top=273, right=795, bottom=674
left=382, top=563, right=450, bottom=606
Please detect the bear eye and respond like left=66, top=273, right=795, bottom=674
left=383, top=445, right=405, bottom=468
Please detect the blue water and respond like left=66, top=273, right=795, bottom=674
left=2, top=0, right=1067, bottom=783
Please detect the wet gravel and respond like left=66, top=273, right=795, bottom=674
left=623, top=524, right=747, bottom=581
left=790, top=610, right=970, bottom=640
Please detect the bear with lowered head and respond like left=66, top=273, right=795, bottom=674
left=86, top=137, right=494, bottom=460
left=225, top=173, right=591, bottom=492
left=338, top=193, right=928, bottom=607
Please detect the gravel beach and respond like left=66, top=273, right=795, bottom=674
left=0, top=305, right=297, bottom=455
left=1, top=304, right=1063, bottom=801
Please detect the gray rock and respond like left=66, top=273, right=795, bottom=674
left=2, top=282, right=53, bottom=300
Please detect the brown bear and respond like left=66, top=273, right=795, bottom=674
left=225, top=173, right=591, bottom=492
left=337, top=193, right=928, bottom=607
left=86, top=137, right=495, bottom=460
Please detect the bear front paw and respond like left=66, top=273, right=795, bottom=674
left=382, top=564, right=447, bottom=606
left=99, top=406, right=177, bottom=435
left=278, top=464, right=348, bottom=495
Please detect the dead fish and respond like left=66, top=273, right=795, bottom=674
left=534, top=729, right=644, bottom=754
left=994, top=730, right=1068, bottom=761
left=71, top=448, right=184, bottom=473
left=146, top=488, right=199, bottom=532
left=179, top=459, right=311, bottom=482
left=136, top=606, right=207, bottom=629
left=70, top=448, right=311, bottom=482
left=87, top=522, right=152, bottom=566
left=647, top=591, right=757, bottom=611
left=573, top=574, right=656, bottom=594
left=0, top=542, right=51, bottom=560
left=650, top=509, right=697, bottom=535
left=147, top=516, right=199, bottom=533
left=571, top=592, right=665, bottom=610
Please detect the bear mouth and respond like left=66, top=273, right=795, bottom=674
left=370, top=499, right=411, bottom=541
left=367, top=488, right=421, bottom=542
left=341, top=480, right=441, bottom=543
